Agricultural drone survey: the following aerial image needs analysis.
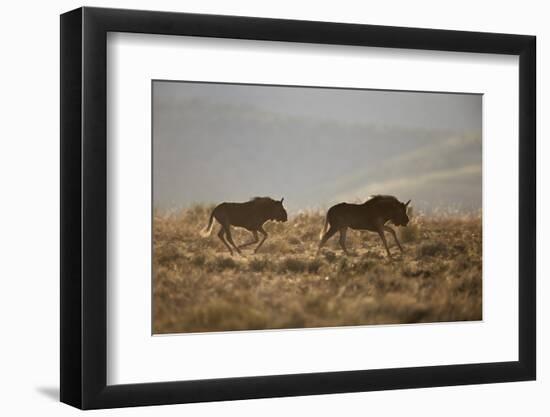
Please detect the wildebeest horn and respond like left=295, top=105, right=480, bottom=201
left=280, top=197, right=284, bottom=203
left=405, top=200, right=411, bottom=207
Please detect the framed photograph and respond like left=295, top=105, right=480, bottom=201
left=60, top=6, right=536, bottom=409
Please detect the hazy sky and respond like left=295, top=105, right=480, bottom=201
left=153, top=81, right=482, bottom=213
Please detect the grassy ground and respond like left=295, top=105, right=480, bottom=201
left=153, top=205, right=482, bottom=334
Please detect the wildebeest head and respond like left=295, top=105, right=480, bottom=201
left=391, top=199, right=411, bottom=226
left=272, top=197, right=288, bottom=222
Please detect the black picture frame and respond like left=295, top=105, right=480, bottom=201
left=60, top=6, right=536, bottom=410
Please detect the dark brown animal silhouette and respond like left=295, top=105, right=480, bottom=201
left=200, top=197, right=288, bottom=255
left=318, top=195, right=410, bottom=258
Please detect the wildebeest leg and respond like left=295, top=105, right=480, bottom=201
left=377, top=227, right=392, bottom=259
left=238, top=230, right=259, bottom=249
left=384, top=225, right=403, bottom=253
left=254, top=226, right=268, bottom=253
left=224, top=226, right=242, bottom=255
left=217, top=227, right=233, bottom=255
left=338, top=227, right=350, bottom=255
left=317, top=226, right=338, bottom=255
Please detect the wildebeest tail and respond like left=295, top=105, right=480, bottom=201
left=319, top=215, right=329, bottom=240
left=200, top=210, right=215, bottom=237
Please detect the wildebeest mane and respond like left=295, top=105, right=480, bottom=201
left=249, top=196, right=276, bottom=203
left=365, top=194, right=400, bottom=204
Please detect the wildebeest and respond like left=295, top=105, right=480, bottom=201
left=200, top=197, right=288, bottom=255
left=317, top=195, right=411, bottom=258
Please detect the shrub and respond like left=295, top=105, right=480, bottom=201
left=279, top=257, right=307, bottom=273
left=307, top=258, right=323, bottom=274
left=323, top=250, right=337, bottom=263
left=212, top=256, right=238, bottom=271
left=181, top=204, right=215, bottom=226
left=399, top=223, right=420, bottom=243
left=355, top=258, right=377, bottom=273
left=288, top=236, right=302, bottom=245
left=191, top=253, right=206, bottom=267
left=155, top=244, right=182, bottom=265
left=263, top=239, right=291, bottom=254
left=417, top=241, right=447, bottom=258
left=249, top=257, right=273, bottom=272
left=335, top=257, right=349, bottom=273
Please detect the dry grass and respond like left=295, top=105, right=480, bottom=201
left=153, top=205, right=482, bottom=334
